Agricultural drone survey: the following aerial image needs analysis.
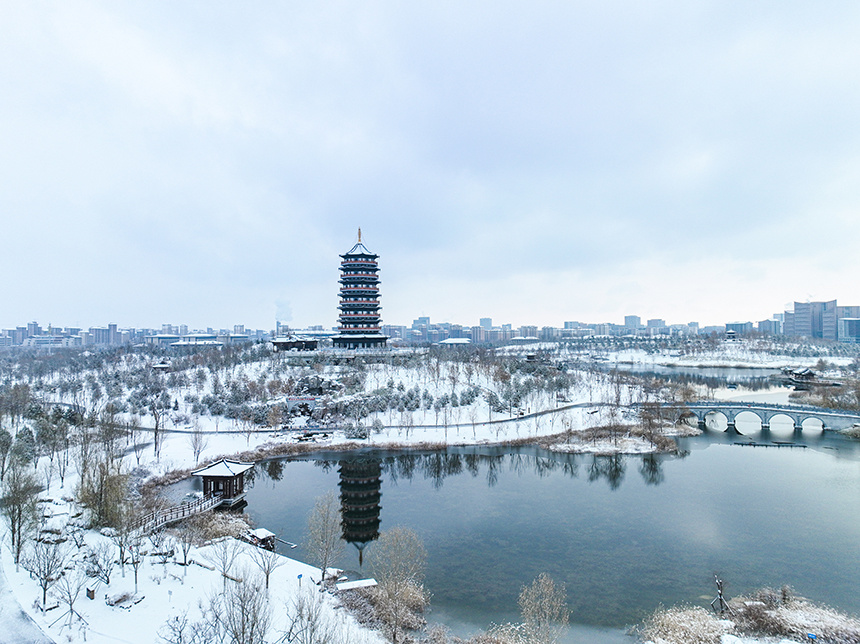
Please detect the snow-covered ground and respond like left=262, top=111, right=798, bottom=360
left=1, top=490, right=382, bottom=644
left=3, top=339, right=858, bottom=643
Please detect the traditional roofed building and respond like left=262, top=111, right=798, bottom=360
left=332, top=229, right=388, bottom=350
left=191, top=458, right=255, bottom=507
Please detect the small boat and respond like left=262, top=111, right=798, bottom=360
left=243, top=528, right=277, bottom=550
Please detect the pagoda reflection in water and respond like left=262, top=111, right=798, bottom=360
left=338, top=459, right=382, bottom=566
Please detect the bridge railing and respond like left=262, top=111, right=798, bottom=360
left=652, top=401, right=860, bottom=418
left=132, top=493, right=222, bottom=534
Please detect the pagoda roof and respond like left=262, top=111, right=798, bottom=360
left=332, top=333, right=389, bottom=340
left=192, top=458, right=255, bottom=478
left=342, top=242, right=378, bottom=257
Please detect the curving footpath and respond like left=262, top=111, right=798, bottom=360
left=0, top=553, right=54, bottom=644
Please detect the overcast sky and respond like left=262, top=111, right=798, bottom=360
left=2, top=2, right=859, bottom=331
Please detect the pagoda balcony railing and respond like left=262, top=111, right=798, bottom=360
left=340, top=495, right=383, bottom=506
left=341, top=259, right=378, bottom=265
left=339, top=300, right=380, bottom=306
left=339, top=485, right=382, bottom=495
left=341, top=287, right=379, bottom=293
left=340, top=314, right=381, bottom=319
left=339, top=277, right=379, bottom=284
left=338, top=326, right=382, bottom=332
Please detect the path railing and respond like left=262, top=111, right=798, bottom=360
left=132, top=493, right=223, bottom=534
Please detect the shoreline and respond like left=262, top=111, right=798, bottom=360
left=143, top=424, right=691, bottom=493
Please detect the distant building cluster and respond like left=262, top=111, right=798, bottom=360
left=0, top=321, right=270, bottom=349
left=378, top=316, right=715, bottom=345
left=5, top=234, right=859, bottom=352
left=375, top=299, right=860, bottom=346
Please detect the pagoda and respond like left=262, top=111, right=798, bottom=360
left=338, top=458, right=382, bottom=566
left=332, top=229, right=388, bottom=350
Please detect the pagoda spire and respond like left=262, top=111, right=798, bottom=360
left=358, top=227, right=362, bottom=243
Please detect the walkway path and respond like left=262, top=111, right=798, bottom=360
left=0, top=551, right=55, bottom=644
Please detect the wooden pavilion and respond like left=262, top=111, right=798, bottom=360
left=191, top=459, right=255, bottom=507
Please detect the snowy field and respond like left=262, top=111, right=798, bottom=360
left=2, top=338, right=858, bottom=643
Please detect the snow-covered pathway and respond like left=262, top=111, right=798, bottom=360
left=0, top=554, right=54, bottom=644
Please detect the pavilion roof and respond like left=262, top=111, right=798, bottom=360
left=342, top=242, right=377, bottom=257
left=192, top=458, right=255, bottom=478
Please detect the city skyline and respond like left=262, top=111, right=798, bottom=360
left=6, top=294, right=860, bottom=347
left=2, top=3, right=860, bottom=329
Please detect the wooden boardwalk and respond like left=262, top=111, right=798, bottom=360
left=132, top=493, right=223, bottom=534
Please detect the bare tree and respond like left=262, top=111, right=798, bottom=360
left=0, top=426, right=13, bottom=481
left=518, top=573, right=570, bottom=644
left=110, top=504, right=135, bottom=577
left=304, top=491, right=343, bottom=584
left=87, top=540, right=116, bottom=586
left=158, top=610, right=197, bottom=644
left=204, top=537, right=241, bottom=588
left=173, top=517, right=203, bottom=573
left=23, top=540, right=67, bottom=609
left=51, top=566, right=88, bottom=631
left=1, top=461, right=40, bottom=568
left=130, top=415, right=147, bottom=466
left=249, top=544, right=285, bottom=590
left=128, top=533, right=145, bottom=594
left=149, top=528, right=174, bottom=565
left=368, top=527, right=429, bottom=643
left=188, top=421, right=209, bottom=464
left=206, top=569, right=271, bottom=644
left=55, top=428, right=70, bottom=488
left=158, top=608, right=213, bottom=644
left=283, top=585, right=344, bottom=644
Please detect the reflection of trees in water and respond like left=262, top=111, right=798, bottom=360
left=262, top=459, right=283, bottom=481
left=588, top=454, right=625, bottom=490
left=331, top=450, right=665, bottom=491
left=616, top=369, right=778, bottom=392
left=639, top=453, right=663, bottom=486
left=298, top=450, right=669, bottom=517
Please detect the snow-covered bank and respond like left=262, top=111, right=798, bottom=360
left=1, top=491, right=382, bottom=644
left=640, top=586, right=860, bottom=644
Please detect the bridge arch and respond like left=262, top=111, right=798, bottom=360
left=699, top=409, right=730, bottom=430
left=763, top=411, right=801, bottom=430
left=800, top=416, right=825, bottom=432
left=731, top=409, right=766, bottom=429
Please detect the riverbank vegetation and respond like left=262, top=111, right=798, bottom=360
left=639, top=586, right=860, bottom=644
left=2, top=337, right=858, bottom=643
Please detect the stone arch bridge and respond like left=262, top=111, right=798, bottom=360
left=654, top=401, right=860, bottom=432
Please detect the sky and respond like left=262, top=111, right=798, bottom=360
left=2, top=2, right=860, bottom=332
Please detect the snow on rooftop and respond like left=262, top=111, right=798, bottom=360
left=249, top=528, right=276, bottom=540
left=336, top=578, right=378, bottom=591
left=191, top=458, right=255, bottom=477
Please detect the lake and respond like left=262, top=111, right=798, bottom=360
left=181, top=416, right=860, bottom=643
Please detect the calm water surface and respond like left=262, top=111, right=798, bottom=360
left=178, top=419, right=860, bottom=643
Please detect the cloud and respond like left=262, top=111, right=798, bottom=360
left=1, top=1, right=860, bottom=329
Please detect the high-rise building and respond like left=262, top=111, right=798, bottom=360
left=624, top=315, right=641, bottom=329
left=332, top=230, right=388, bottom=350
left=838, top=319, right=860, bottom=343
left=479, top=317, right=493, bottom=329
left=786, top=301, right=837, bottom=341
